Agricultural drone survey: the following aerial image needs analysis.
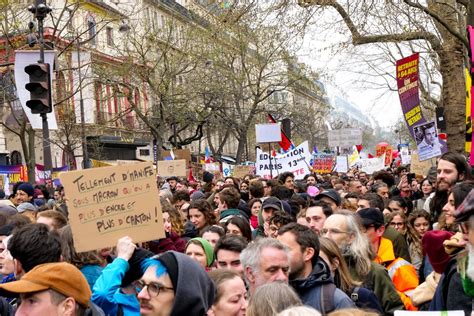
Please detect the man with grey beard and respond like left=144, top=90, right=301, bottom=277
left=429, top=189, right=474, bottom=314
left=321, top=212, right=403, bottom=315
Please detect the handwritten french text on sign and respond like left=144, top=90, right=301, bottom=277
left=313, top=153, right=335, bottom=174
left=360, top=154, right=386, bottom=175
left=60, top=162, right=164, bottom=252
left=255, top=141, right=311, bottom=180
left=328, top=129, right=362, bottom=148
left=157, top=159, right=187, bottom=177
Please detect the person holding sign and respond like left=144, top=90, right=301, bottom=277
left=92, top=236, right=153, bottom=316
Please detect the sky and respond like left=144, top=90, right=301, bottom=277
left=295, top=12, right=405, bottom=129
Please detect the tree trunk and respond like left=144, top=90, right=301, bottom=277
left=430, top=1, right=465, bottom=153
left=235, top=132, right=247, bottom=164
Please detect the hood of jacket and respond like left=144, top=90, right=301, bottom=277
left=290, top=257, right=333, bottom=290
left=162, top=251, right=216, bottom=316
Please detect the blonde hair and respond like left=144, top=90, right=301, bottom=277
left=277, top=306, right=322, bottom=316
left=328, top=308, right=379, bottom=316
left=247, top=282, right=302, bottom=316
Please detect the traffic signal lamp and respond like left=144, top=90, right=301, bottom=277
left=24, top=62, right=51, bottom=114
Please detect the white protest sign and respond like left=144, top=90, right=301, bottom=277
left=400, top=145, right=411, bottom=165
left=394, top=311, right=463, bottom=316
left=255, top=123, right=282, bottom=143
left=328, top=128, right=362, bottom=148
left=360, top=154, right=386, bottom=174
left=335, top=156, right=349, bottom=173
left=255, top=141, right=311, bottom=180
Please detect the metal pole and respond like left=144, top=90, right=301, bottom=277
left=268, top=143, right=273, bottom=178
left=77, top=39, right=89, bottom=169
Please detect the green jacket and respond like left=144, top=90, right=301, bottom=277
left=347, top=256, right=405, bottom=315
left=383, top=225, right=411, bottom=263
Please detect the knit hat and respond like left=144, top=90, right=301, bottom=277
left=17, top=202, right=38, bottom=213
left=357, top=208, right=384, bottom=227
left=0, top=225, right=13, bottom=237
left=0, top=262, right=91, bottom=307
left=17, top=183, right=34, bottom=198
left=186, top=237, right=214, bottom=267
left=203, top=171, right=214, bottom=183
left=422, top=230, right=454, bottom=274
left=454, top=189, right=474, bottom=223
left=121, top=248, right=154, bottom=286
left=315, top=189, right=342, bottom=206
left=307, top=186, right=320, bottom=197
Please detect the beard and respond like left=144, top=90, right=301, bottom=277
left=436, top=178, right=457, bottom=192
left=466, top=243, right=474, bottom=281
left=289, top=260, right=305, bottom=280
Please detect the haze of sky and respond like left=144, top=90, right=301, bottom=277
left=296, top=11, right=405, bottom=129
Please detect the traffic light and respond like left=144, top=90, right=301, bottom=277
left=24, top=62, right=51, bottom=114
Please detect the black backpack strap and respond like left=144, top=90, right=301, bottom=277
left=320, top=282, right=337, bottom=315
left=351, top=286, right=360, bottom=302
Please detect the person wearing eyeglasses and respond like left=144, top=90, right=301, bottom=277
left=138, top=251, right=216, bottom=316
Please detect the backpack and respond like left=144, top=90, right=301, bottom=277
left=320, top=282, right=336, bottom=315
left=350, top=286, right=383, bottom=313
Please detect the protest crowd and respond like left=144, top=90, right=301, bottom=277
left=0, top=151, right=473, bottom=315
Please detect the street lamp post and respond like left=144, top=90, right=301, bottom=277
left=27, top=0, right=53, bottom=180
left=76, top=40, right=90, bottom=169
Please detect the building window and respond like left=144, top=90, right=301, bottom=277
left=106, top=27, right=114, bottom=46
left=87, top=15, right=97, bottom=46
left=139, top=149, right=150, bottom=156
left=10, top=151, right=22, bottom=165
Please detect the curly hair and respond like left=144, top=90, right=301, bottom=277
left=188, top=199, right=217, bottom=227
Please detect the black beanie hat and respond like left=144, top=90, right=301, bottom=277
left=17, top=183, right=34, bottom=197
left=157, top=252, right=179, bottom=292
left=121, top=248, right=154, bottom=286
left=203, top=171, right=214, bottom=184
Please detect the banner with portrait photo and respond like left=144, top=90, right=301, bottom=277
left=413, top=121, right=446, bottom=161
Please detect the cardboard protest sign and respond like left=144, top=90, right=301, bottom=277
left=161, top=149, right=192, bottom=165
left=157, top=159, right=187, bottom=177
left=360, top=154, right=385, bottom=174
left=233, top=165, right=253, bottom=179
left=410, top=152, right=433, bottom=177
left=60, top=162, right=164, bottom=252
left=255, top=141, right=311, bottom=180
left=313, top=153, right=335, bottom=174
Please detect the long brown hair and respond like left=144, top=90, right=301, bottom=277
left=58, top=225, right=104, bottom=269
left=319, top=237, right=361, bottom=294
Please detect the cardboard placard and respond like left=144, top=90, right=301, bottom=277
left=157, top=159, right=187, bottom=177
left=60, top=162, right=164, bottom=252
left=161, top=149, right=192, bottom=165
left=233, top=165, right=254, bottom=179
left=410, top=152, right=433, bottom=177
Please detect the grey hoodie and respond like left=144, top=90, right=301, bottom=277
left=158, top=251, right=216, bottom=316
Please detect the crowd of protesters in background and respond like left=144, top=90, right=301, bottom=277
left=0, top=151, right=473, bottom=315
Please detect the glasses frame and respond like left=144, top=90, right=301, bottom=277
left=134, top=280, right=174, bottom=297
